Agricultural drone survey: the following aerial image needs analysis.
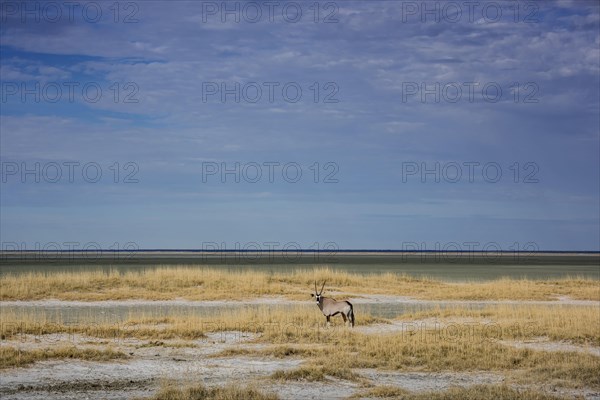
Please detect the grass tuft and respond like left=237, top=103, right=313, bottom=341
left=271, top=365, right=359, bottom=382
left=0, top=346, right=127, bottom=369
left=139, top=382, right=278, bottom=400
left=353, top=384, right=579, bottom=399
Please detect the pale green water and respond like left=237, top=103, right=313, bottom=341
left=1, top=302, right=593, bottom=328
left=0, top=303, right=441, bottom=323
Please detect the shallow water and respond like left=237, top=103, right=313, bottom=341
left=10, top=300, right=589, bottom=326
left=0, top=302, right=445, bottom=324
left=1, top=255, right=599, bottom=281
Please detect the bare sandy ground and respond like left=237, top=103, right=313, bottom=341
left=2, top=295, right=598, bottom=399
left=0, top=332, right=298, bottom=400
left=2, top=328, right=599, bottom=400
left=498, top=337, right=600, bottom=357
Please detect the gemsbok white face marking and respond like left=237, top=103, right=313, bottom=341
left=311, top=280, right=355, bottom=327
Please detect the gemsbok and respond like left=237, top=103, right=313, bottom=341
left=311, top=281, right=355, bottom=327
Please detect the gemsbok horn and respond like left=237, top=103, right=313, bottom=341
left=311, top=280, right=355, bottom=327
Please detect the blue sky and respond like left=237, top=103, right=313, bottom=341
left=1, top=0, right=599, bottom=251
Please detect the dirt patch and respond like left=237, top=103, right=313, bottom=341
left=1, top=334, right=121, bottom=352
left=510, top=383, right=600, bottom=400
left=0, top=356, right=302, bottom=399
left=356, top=370, right=600, bottom=400
left=357, top=369, right=504, bottom=392
left=266, top=378, right=360, bottom=399
left=1, top=377, right=156, bottom=398
left=1, top=330, right=259, bottom=352
left=0, top=330, right=299, bottom=400
left=499, top=337, right=600, bottom=357
left=355, top=317, right=493, bottom=335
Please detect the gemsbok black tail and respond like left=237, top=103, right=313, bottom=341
left=348, top=302, right=355, bottom=327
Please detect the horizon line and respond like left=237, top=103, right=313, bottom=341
left=1, top=249, right=599, bottom=254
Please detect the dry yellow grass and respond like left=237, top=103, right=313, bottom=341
left=0, top=304, right=384, bottom=342
left=184, top=305, right=598, bottom=390
left=1, top=303, right=598, bottom=391
left=140, top=382, right=577, bottom=400
left=270, top=365, right=359, bottom=382
left=352, top=385, right=410, bottom=398
left=353, top=385, right=579, bottom=399
left=2, top=303, right=597, bottom=346
left=0, top=308, right=206, bottom=341
left=1, top=267, right=598, bottom=301
left=259, top=333, right=599, bottom=389
left=328, top=335, right=598, bottom=387
left=2, top=266, right=597, bottom=398
left=137, top=381, right=278, bottom=400
left=0, top=345, right=127, bottom=368
left=400, top=304, right=600, bottom=345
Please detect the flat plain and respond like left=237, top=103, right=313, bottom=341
left=1, top=252, right=598, bottom=399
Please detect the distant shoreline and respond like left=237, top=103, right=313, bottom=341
left=1, top=250, right=598, bottom=266
left=1, top=250, right=599, bottom=254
